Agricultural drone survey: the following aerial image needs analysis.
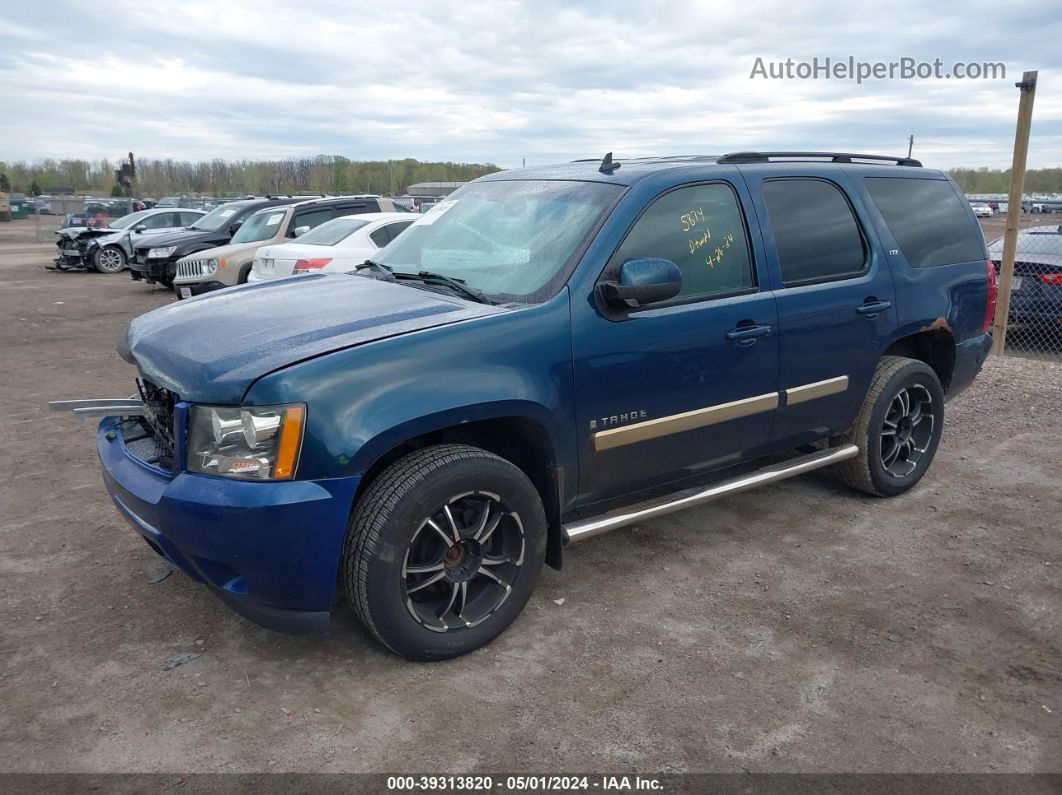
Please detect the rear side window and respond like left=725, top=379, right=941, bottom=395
left=864, top=178, right=984, bottom=267
left=763, top=179, right=866, bottom=284
left=291, top=209, right=332, bottom=235
left=385, top=220, right=414, bottom=241
left=611, top=182, right=754, bottom=301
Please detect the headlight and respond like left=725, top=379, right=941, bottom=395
left=188, top=404, right=305, bottom=480
left=147, top=246, right=178, bottom=259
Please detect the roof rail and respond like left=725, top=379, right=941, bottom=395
left=717, top=151, right=922, bottom=167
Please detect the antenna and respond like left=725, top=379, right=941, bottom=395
left=907, top=134, right=915, bottom=158
left=598, top=152, right=620, bottom=174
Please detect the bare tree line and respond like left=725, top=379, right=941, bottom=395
left=0, top=155, right=501, bottom=197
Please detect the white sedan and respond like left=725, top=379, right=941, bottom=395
left=247, top=213, right=414, bottom=282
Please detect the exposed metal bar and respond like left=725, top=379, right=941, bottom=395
left=49, top=398, right=145, bottom=412
left=563, top=444, right=859, bottom=544
left=70, top=405, right=150, bottom=419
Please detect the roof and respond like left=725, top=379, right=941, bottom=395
left=406, top=182, right=467, bottom=189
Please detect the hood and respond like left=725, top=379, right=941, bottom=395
left=119, top=274, right=506, bottom=404
left=132, top=227, right=225, bottom=252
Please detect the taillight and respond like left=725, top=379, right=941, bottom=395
left=1039, top=272, right=1062, bottom=286
left=984, top=258, right=997, bottom=334
left=293, top=258, right=332, bottom=274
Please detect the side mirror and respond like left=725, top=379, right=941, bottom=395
left=292, top=225, right=310, bottom=237
left=599, top=258, right=682, bottom=309
left=133, top=224, right=146, bottom=233
left=228, top=221, right=243, bottom=236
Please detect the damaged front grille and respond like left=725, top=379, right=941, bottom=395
left=124, top=379, right=178, bottom=470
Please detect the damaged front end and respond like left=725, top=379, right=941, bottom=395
left=50, top=228, right=112, bottom=271
left=50, top=379, right=180, bottom=471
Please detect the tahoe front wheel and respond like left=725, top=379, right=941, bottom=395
left=835, top=355, right=945, bottom=497
left=343, top=444, right=546, bottom=660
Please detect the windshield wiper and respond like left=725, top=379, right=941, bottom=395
left=393, top=270, right=493, bottom=304
left=351, top=259, right=396, bottom=281
left=353, top=259, right=392, bottom=273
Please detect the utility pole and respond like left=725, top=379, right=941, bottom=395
left=991, top=70, right=1038, bottom=354
left=907, top=135, right=914, bottom=159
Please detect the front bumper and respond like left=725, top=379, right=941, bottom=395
left=130, top=254, right=173, bottom=283
left=97, top=416, right=360, bottom=634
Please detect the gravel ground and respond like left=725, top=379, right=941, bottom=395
left=0, top=218, right=1059, bottom=774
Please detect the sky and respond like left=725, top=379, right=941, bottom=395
left=1, top=0, right=1060, bottom=170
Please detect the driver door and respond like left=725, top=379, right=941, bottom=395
left=571, top=178, right=779, bottom=504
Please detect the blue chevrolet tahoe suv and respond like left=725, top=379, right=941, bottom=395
left=59, top=152, right=996, bottom=660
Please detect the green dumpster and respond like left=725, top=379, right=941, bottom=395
left=9, top=202, right=29, bottom=220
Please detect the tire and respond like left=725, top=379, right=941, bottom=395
left=94, top=245, right=126, bottom=274
left=835, top=355, right=945, bottom=497
left=343, top=444, right=547, bottom=660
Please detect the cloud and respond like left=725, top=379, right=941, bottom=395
left=1, top=0, right=1059, bottom=168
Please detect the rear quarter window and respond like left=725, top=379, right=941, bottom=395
left=864, top=177, right=985, bottom=267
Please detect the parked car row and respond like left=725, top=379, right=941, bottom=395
left=51, top=208, right=206, bottom=272
left=50, top=194, right=416, bottom=298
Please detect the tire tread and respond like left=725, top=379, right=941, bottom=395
left=835, top=355, right=921, bottom=496
left=342, top=443, right=516, bottom=655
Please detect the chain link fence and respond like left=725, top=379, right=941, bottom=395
left=986, top=208, right=1062, bottom=361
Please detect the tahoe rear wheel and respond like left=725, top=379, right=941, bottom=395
left=835, top=355, right=945, bottom=497
left=94, top=246, right=126, bottom=273
left=343, top=444, right=546, bottom=660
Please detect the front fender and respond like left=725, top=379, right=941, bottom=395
left=243, top=292, right=578, bottom=499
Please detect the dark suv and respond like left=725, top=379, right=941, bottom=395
left=61, top=151, right=994, bottom=660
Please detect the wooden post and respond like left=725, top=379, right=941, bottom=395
left=991, top=70, right=1038, bottom=354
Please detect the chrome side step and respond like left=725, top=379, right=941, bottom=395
left=563, top=443, right=859, bottom=544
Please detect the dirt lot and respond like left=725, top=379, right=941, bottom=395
left=0, top=217, right=1059, bottom=774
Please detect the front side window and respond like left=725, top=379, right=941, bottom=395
left=141, top=212, right=177, bottom=229
left=763, top=179, right=866, bottom=284
left=610, top=182, right=754, bottom=300
left=864, top=177, right=984, bottom=267
left=375, top=180, right=623, bottom=300
left=111, top=210, right=149, bottom=229
left=231, top=210, right=288, bottom=243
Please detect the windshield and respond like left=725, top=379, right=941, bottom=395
left=110, top=210, right=150, bottom=229
left=295, top=217, right=370, bottom=246
left=231, top=208, right=288, bottom=243
left=375, top=180, right=622, bottom=300
left=190, top=203, right=243, bottom=232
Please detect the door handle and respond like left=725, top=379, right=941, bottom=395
left=855, top=300, right=892, bottom=317
left=725, top=323, right=772, bottom=346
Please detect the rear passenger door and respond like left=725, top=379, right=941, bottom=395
left=745, top=168, right=897, bottom=446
